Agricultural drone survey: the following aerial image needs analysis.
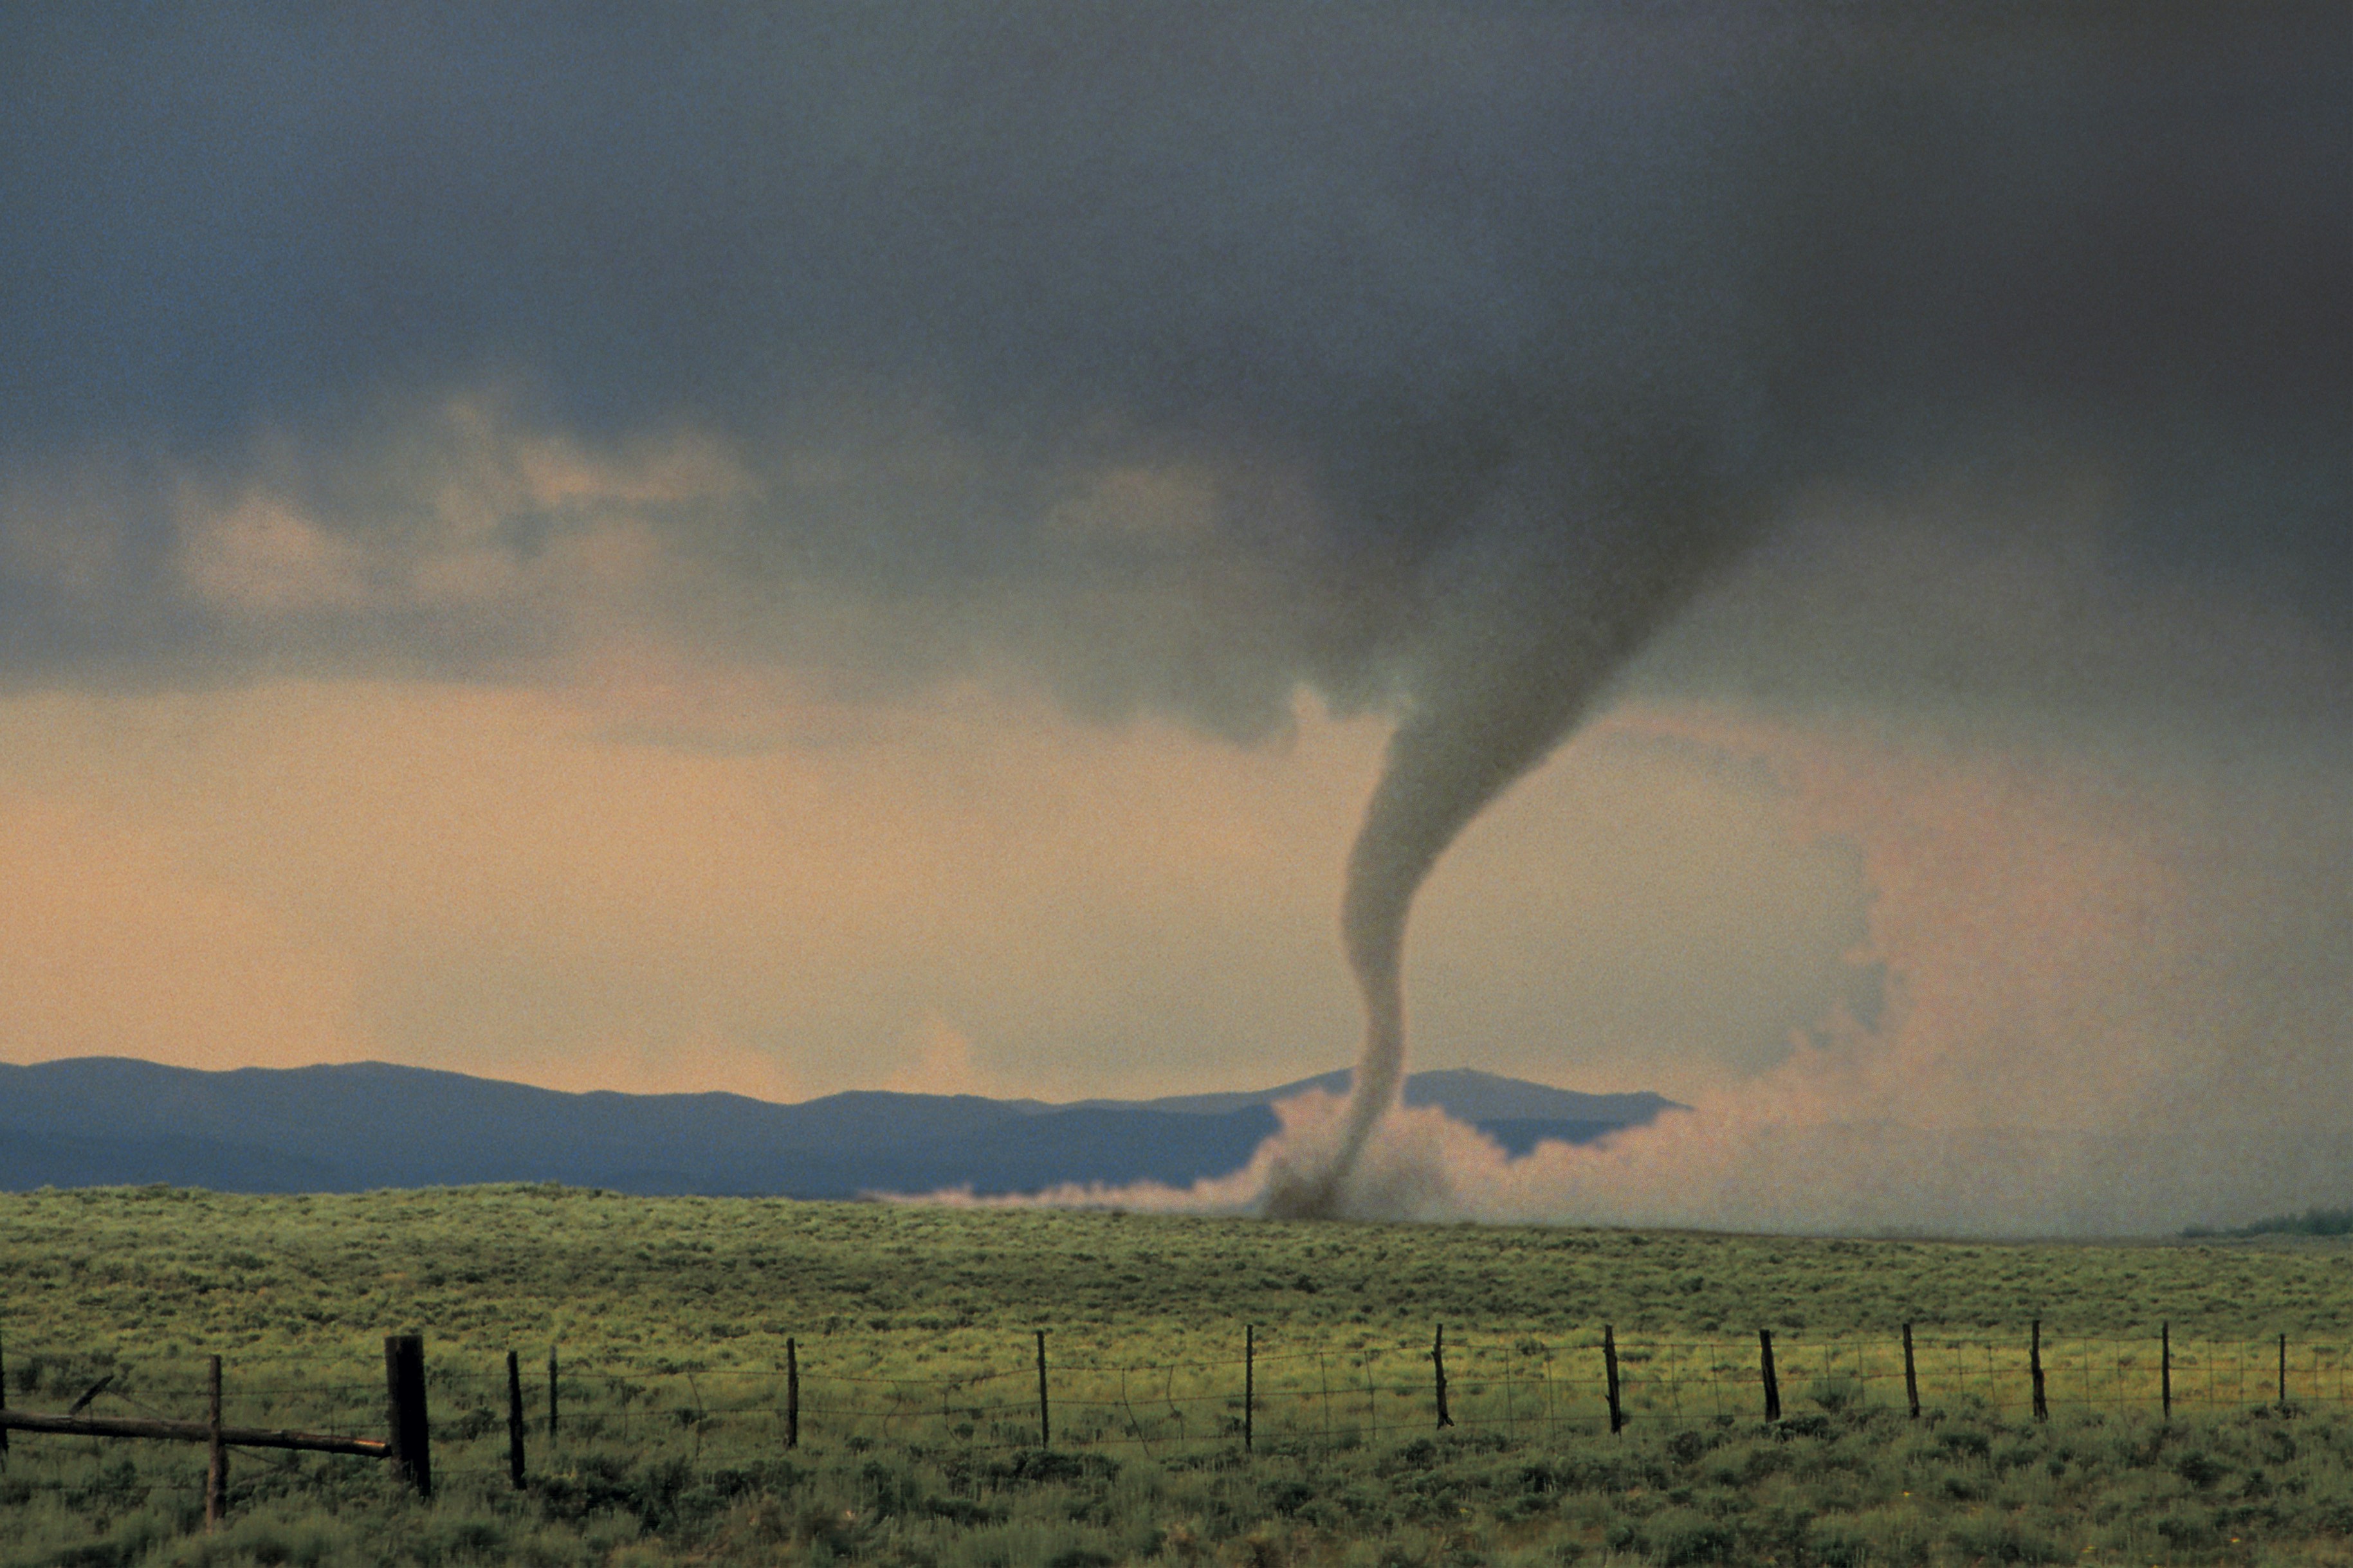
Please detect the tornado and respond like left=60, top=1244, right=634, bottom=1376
left=1263, top=463, right=1744, bottom=1218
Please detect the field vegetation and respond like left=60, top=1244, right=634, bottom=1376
left=3, top=1185, right=2350, bottom=1565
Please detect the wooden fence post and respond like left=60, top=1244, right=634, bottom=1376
left=1243, top=1325, right=1254, bottom=1454
left=785, top=1338, right=799, bottom=1449
left=1902, top=1324, right=1920, bottom=1419
left=205, top=1356, right=227, bottom=1530
left=1, top=1330, right=10, bottom=1463
left=2030, top=1320, right=2048, bottom=1422
left=1035, top=1330, right=1050, bottom=1448
left=2159, top=1322, right=2171, bottom=1421
left=2278, top=1334, right=2288, bottom=1411
left=1432, top=1324, right=1454, bottom=1430
left=1602, top=1325, right=1623, bottom=1435
left=506, top=1351, right=526, bottom=1490
left=385, top=1335, right=432, bottom=1499
left=547, top=1345, right=559, bottom=1441
left=1759, top=1330, right=1781, bottom=1421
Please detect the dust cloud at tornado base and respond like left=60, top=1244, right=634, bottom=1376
left=920, top=700, right=2353, bottom=1235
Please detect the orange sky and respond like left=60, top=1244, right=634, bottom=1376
left=0, top=671, right=1871, bottom=1105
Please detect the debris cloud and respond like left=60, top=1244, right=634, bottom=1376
left=928, top=705, right=2353, bottom=1235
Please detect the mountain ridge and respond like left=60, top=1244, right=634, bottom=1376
left=0, top=1056, right=1681, bottom=1198
left=1086, top=1066, right=1680, bottom=1126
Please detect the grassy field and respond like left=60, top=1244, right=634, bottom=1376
left=2, top=1185, right=2350, bottom=1565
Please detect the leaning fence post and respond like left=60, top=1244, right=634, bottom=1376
left=1759, top=1329, right=1781, bottom=1421
left=206, top=1355, right=228, bottom=1529
left=2030, top=1320, right=2048, bottom=1422
left=547, top=1345, right=559, bottom=1441
left=385, top=1334, right=432, bottom=1499
left=1432, top=1324, right=1454, bottom=1429
left=1602, top=1325, right=1624, bottom=1435
left=1243, top=1325, right=1254, bottom=1454
left=1903, top=1323, right=1921, bottom=1419
left=1035, top=1330, right=1051, bottom=1448
left=506, top=1351, right=526, bottom=1490
left=785, top=1338, right=800, bottom=1450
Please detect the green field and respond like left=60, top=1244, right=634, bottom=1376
left=3, top=1186, right=2350, bottom=1565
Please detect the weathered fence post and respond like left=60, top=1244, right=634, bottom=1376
left=1602, top=1325, right=1624, bottom=1435
left=1, top=1331, right=10, bottom=1463
left=385, top=1334, right=432, bottom=1499
left=506, top=1351, right=526, bottom=1490
left=2279, top=1334, right=2289, bottom=1411
left=1759, top=1329, right=1781, bottom=1421
left=1432, top=1324, right=1454, bottom=1429
left=205, top=1356, right=228, bottom=1529
left=1243, top=1324, right=1254, bottom=1454
left=785, top=1338, right=799, bottom=1449
left=2030, top=1320, right=2048, bottom=1422
left=1035, top=1330, right=1050, bottom=1448
left=1903, top=1323, right=1921, bottom=1419
left=547, top=1345, right=559, bottom=1441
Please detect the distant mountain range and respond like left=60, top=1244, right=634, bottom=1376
left=0, top=1057, right=1682, bottom=1199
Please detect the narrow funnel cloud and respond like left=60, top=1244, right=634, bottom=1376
left=1265, top=462, right=1744, bottom=1217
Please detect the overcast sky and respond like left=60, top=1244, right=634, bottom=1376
left=3, top=5, right=2345, bottom=1228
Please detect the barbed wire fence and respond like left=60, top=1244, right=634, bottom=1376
left=3, top=1326, right=2347, bottom=1517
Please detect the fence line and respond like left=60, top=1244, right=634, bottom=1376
left=4, top=1324, right=2347, bottom=1525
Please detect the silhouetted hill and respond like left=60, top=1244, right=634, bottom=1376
left=0, top=1057, right=1680, bottom=1198
left=1080, top=1066, right=1680, bottom=1127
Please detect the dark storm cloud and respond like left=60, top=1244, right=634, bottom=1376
left=7, top=5, right=2343, bottom=698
